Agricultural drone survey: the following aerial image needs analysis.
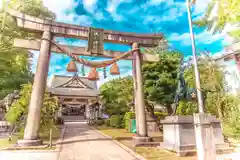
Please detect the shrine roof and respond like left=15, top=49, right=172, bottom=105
left=47, top=75, right=99, bottom=97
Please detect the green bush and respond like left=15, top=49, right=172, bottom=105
left=176, top=100, right=198, bottom=115
left=123, top=111, right=167, bottom=130
left=154, top=112, right=168, bottom=120
left=124, top=112, right=135, bottom=130
left=95, top=119, right=104, bottom=125
left=104, top=119, right=110, bottom=126
left=54, top=117, right=64, bottom=125
left=109, top=115, right=123, bottom=128
left=5, top=84, right=59, bottom=131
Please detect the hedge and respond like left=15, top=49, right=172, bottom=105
left=124, top=111, right=168, bottom=130
left=123, top=112, right=135, bottom=130
left=104, top=119, right=110, bottom=126
left=154, top=112, right=168, bottom=120
left=109, top=115, right=124, bottom=128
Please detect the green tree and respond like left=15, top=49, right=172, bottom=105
left=181, top=53, right=240, bottom=139
left=142, top=50, right=182, bottom=114
left=5, top=83, right=59, bottom=131
left=0, top=0, right=55, bottom=99
left=100, top=76, right=133, bottom=116
left=195, top=0, right=240, bottom=39
left=183, top=54, right=226, bottom=118
left=100, top=50, right=182, bottom=115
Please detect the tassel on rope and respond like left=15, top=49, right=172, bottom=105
left=81, top=64, right=85, bottom=76
left=110, top=62, right=120, bottom=75
left=67, top=60, right=78, bottom=72
left=103, top=67, right=107, bottom=79
left=88, top=68, right=99, bottom=81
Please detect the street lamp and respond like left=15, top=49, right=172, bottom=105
left=186, top=0, right=204, bottom=112
left=186, top=1, right=216, bottom=160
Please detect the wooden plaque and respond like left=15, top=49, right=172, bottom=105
left=87, top=27, right=104, bottom=55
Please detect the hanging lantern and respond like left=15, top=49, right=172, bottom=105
left=110, top=62, right=120, bottom=75
left=67, top=60, right=78, bottom=72
left=88, top=68, right=99, bottom=81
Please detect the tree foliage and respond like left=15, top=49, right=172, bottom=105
left=0, top=0, right=55, bottom=99
left=179, top=53, right=240, bottom=119
left=142, top=50, right=182, bottom=113
left=177, top=53, right=240, bottom=139
left=5, top=83, right=59, bottom=131
left=100, top=76, right=133, bottom=116
left=100, top=50, right=182, bottom=115
left=195, top=0, right=240, bottom=39
left=183, top=54, right=226, bottom=117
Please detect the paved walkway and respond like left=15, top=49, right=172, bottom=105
left=57, top=121, right=139, bottom=160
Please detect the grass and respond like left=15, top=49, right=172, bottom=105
left=0, top=125, right=61, bottom=150
left=95, top=125, right=196, bottom=160
left=0, top=134, right=20, bottom=149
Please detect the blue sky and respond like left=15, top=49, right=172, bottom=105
left=31, top=0, right=233, bottom=86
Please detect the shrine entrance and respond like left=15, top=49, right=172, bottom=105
left=6, top=7, right=163, bottom=146
left=62, top=105, right=85, bottom=116
left=48, top=75, right=100, bottom=121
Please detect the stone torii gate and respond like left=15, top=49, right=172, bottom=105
left=6, top=8, right=163, bottom=146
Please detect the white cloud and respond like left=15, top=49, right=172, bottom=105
left=148, top=0, right=174, bottom=6
left=143, top=1, right=185, bottom=23
left=42, top=0, right=76, bottom=21
left=162, top=4, right=185, bottom=21
left=42, top=0, right=92, bottom=26
left=168, top=32, right=190, bottom=46
left=168, top=28, right=226, bottom=46
left=106, top=0, right=132, bottom=21
left=95, top=12, right=105, bottom=20
left=82, top=0, right=97, bottom=13
left=192, top=0, right=211, bottom=16
left=148, top=0, right=165, bottom=6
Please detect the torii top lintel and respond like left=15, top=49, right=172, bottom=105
left=6, top=8, right=164, bottom=47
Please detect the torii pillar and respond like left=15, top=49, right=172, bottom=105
left=17, top=31, right=52, bottom=146
left=132, top=48, right=139, bottom=134
left=132, top=43, right=151, bottom=143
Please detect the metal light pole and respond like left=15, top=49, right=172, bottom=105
left=186, top=1, right=216, bottom=160
left=186, top=0, right=204, bottom=113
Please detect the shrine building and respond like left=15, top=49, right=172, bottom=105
left=47, top=74, right=100, bottom=120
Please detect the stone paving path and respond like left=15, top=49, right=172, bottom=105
left=57, top=121, right=139, bottom=160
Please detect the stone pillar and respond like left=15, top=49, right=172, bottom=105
left=132, top=49, right=139, bottom=134
left=132, top=43, right=150, bottom=141
left=194, top=113, right=216, bottom=160
left=57, top=105, right=63, bottom=118
left=17, top=31, right=52, bottom=146
left=85, top=105, right=89, bottom=119
left=97, top=104, right=101, bottom=118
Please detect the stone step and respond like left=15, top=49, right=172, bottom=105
left=177, top=147, right=234, bottom=157
left=217, top=143, right=231, bottom=148
left=133, top=142, right=160, bottom=147
left=217, top=147, right=234, bottom=155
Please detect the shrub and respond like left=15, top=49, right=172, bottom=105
left=5, top=84, right=59, bottom=131
left=123, top=111, right=167, bottom=130
left=104, top=119, right=110, bottom=126
left=95, top=119, right=104, bottom=125
left=124, top=112, right=135, bottom=130
left=54, top=117, right=64, bottom=125
left=154, top=112, right=168, bottom=120
left=176, top=100, right=198, bottom=115
left=109, top=115, right=123, bottom=128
